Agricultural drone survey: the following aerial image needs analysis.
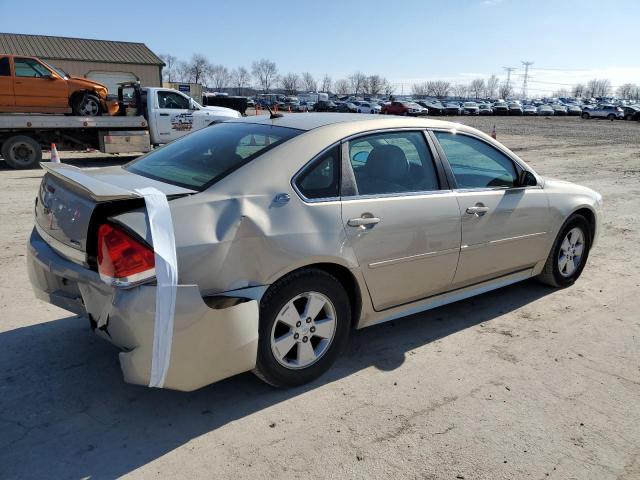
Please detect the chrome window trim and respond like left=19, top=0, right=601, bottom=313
left=290, top=142, right=341, bottom=204
left=341, top=189, right=454, bottom=203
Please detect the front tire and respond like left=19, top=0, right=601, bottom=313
left=582, top=112, right=590, bottom=119
left=72, top=93, right=102, bottom=116
left=253, top=269, right=351, bottom=387
left=537, top=214, right=591, bottom=288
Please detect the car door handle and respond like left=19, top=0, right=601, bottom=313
left=348, top=216, right=380, bottom=227
left=159, top=113, right=169, bottom=116
left=466, top=206, right=490, bottom=215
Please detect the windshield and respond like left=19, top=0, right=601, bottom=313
left=126, top=122, right=302, bottom=190
left=40, top=60, right=68, bottom=79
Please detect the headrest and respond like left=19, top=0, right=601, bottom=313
left=364, top=144, right=409, bottom=181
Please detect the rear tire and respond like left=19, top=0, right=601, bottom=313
left=537, top=214, right=591, bottom=288
left=607, top=114, right=615, bottom=121
left=1, top=135, right=42, bottom=169
left=581, top=112, right=590, bottom=119
left=253, top=268, right=351, bottom=387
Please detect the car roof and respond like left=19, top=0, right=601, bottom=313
left=227, top=112, right=466, bottom=133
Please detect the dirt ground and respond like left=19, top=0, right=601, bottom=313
left=0, top=115, right=639, bottom=479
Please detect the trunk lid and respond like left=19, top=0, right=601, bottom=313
left=35, top=162, right=195, bottom=264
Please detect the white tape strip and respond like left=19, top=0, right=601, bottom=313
left=135, top=187, right=178, bottom=388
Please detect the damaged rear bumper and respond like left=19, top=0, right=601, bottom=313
left=27, top=228, right=259, bottom=391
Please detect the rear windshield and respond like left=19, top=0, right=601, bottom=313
left=125, top=122, right=302, bottom=190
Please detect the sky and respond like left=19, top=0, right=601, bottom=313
left=2, top=0, right=639, bottom=96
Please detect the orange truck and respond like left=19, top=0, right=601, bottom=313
left=0, top=54, right=117, bottom=116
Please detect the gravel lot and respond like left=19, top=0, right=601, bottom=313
left=1, top=116, right=639, bottom=479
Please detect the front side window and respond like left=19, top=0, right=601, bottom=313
left=0, top=57, right=10, bottom=76
left=434, top=131, right=517, bottom=189
left=295, top=146, right=340, bottom=200
left=13, top=58, right=51, bottom=78
left=348, top=131, right=439, bottom=195
left=157, top=91, right=190, bottom=109
left=126, top=122, right=302, bottom=190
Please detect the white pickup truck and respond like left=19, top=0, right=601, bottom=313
left=0, top=85, right=240, bottom=169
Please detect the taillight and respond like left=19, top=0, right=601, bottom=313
left=97, top=223, right=155, bottom=286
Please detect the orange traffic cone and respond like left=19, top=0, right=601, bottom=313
left=288, top=105, right=291, bottom=112
left=491, top=125, right=496, bottom=139
left=50, top=143, right=61, bottom=163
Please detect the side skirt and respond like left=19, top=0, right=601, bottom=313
left=359, top=268, right=535, bottom=328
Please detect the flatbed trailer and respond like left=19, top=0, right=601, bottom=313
left=0, top=114, right=151, bottom=169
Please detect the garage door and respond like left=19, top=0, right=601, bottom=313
left=86, top=71, right=138, bottom=94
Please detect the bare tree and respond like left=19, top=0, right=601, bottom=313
left=159, top=54, right=178, bottom=82
left=552, top=88, right=571, bottom=98
left=231, top=67, right=251, bottom=96
left=469, top=79, right=485, bottom=99
left=366, top=75, right=387, bottom=96
left=334, top=78, right=350, bottom=95
left=300, top=72, right=317, bottom=92
left=252, top=58, right=279, bottom=93
left=572, top=83, right=586, bottom=98
left=485, top=74, right=499, bottom=99
left=498, top=81, right=513, bottom=100
left=586, top=78, right=611, bottom=98
left=175, top=61, right=191, bottom=83
left=281, top=72, right=300, bottom=95
left=427, top=80, right=450, bottom=98
left=452, top=83, right=469, bottom=99
left=209, top=65, right=231, bottom=91
left=616, top=83, right=637, bottom=100
left=349, top=72, right=367, bottom=95
left=412, top=82, right=429, bottom=98
left=187, top=54, right=212, bottom=85
left=383, top=80, right=395, bottom=97
left=321, top=74, right=332, bottom=93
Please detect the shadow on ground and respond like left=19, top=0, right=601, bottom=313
left=0, top=280, right=551, bottom=478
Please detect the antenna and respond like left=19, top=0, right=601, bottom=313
left=264, top=103, right=283, bottom=119
left=521, top=61, right=534, bottom=99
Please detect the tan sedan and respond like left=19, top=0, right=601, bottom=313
left=27, top=114, right=602, bottom=390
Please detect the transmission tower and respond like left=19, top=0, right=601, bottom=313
left=503, top=67, right=516, bottom=98
left=521, top=61, right=533, bottom=98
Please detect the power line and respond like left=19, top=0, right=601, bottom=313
left=503, top=66, right=516, bottom=90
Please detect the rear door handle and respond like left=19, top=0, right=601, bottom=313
left=348, top=216, right=380, bottom=227
left=159, top=113, right=169, bottom=116
left=466, top=206, right=490, bottom=215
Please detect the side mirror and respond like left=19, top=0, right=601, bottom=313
left=518, top=170, right=537, bottom=187
left=41, top=74, right=53, bottom=80
left=352, top=151, right=369, bottom=164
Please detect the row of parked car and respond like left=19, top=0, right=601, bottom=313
left=250, top=95, right=640, bottom=121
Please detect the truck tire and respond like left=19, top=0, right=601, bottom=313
left=1, top=135, right=42, bottom=169
left=72, top=93, right=102, bottom=116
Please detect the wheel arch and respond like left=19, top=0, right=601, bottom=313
left=265, top=262, right=364, bottom=330
left=571, top=206, right=597, bottom=243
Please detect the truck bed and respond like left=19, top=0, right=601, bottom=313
left=0, top=114, right=147, bottom=130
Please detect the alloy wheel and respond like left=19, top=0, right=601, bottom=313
left=558, top=227, right=585, bottom=277
left=270, top=291, right=337, bottom=369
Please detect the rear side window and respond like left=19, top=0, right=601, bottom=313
left=348, top=131, right=439, bottom=195
left=126, top=122, right=302, bottom=190
left=295, top=145, right=340, bottom=200
left=0, top=57, right=9, bottom=76
left=435, top=132, right=517, bottom=189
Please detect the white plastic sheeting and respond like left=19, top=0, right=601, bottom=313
left=134, top=187, right=178, bottom=388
